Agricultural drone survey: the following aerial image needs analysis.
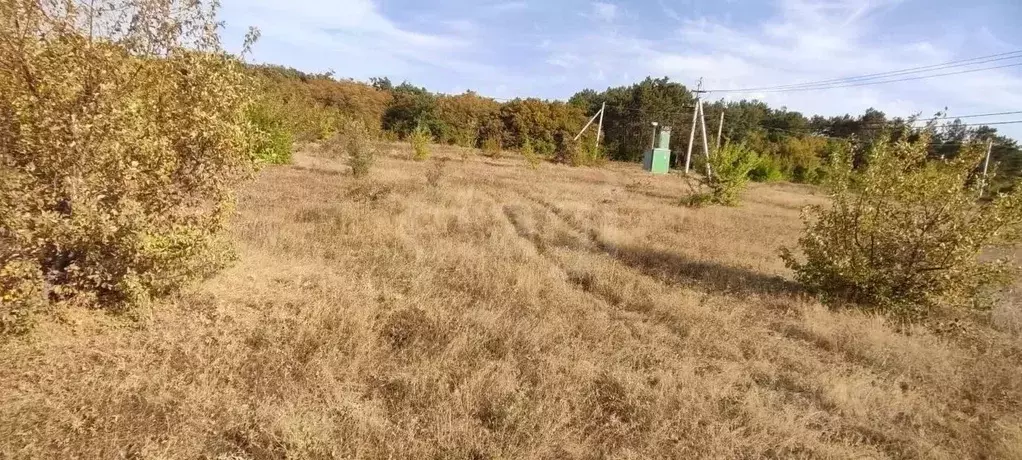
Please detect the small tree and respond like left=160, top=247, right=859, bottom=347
left=521, top=138, right=540, bottom=169
left=410, top=125, right=431, bottom=161
left=781, top=135, right=1022, bottom=319
left=554, top=133, right=588, bottom=167
left=1, top=0, right=258, bottom=333
left=687, top=143, right=759, bottom=206
left=482, top=136, right=501, bottom=158
left=344, top=119, right=375, bottom=178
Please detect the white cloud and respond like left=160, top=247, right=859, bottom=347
left=544, top=0, right=1022, bottom=138
left=659, top=0, right=681, bottom=22
left=442, top=19, right=479, bottom=34
left=591, top=2, right=618, bottom=22
left=546, top=53, right=582, bottom=69
left=223, top=0, right=1022, bottom=139
left=490, top=1, right=528, bottom=12
left=223, top=0, right=502, bottom=89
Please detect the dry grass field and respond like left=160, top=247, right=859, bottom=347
left=2, top=143, right=1022, bottom=459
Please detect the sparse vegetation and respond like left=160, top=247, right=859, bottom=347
left=783, top=135, right=1022, bottom=319
left=425, top=157, right=447, bottom=187
left=4, top=1, right=1022, bottom=458
left=4, top=146, right=1020, bottom=458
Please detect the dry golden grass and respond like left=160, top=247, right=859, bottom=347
left=2, top=143, right=1022, bottom=459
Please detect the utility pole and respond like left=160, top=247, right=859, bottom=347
left=716, top=110, right=725, bottom=150
left=698, top=99, right=711, bottom=177
left=685, top=78, right=707, bottom=174
left=981, top=139, right=993, bottom=197
left=684, top=103, right=699, bottom=174
left=574, top=104, right=605, bottom=141
left=596, top=101, right=606, bottom=153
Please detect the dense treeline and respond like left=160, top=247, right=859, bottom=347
left=250, top=66, right=595, bottom=161
left=255, top=67, right=1022, bottom=186
left=570, top=78, right=1022, bottom=186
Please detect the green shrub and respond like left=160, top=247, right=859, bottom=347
left=0, top=0, right=256, bottom=327
left=552, top=131, right=606, bottom=167
left=410, top=125, right=431, bottom=161
left=344, top=119, right=375, bottom=178
left=781, top=136, right=1022, bottom=320
left=521, top=138, right=541, bottom=169
left=482, top=136, right=502, bottom=158
left=702, top=143, right=760, bottom=206
left=247, top=100, right=294, bottom=165
left=749, top=155, right=785, bottom=182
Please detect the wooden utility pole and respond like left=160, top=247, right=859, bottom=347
left=596, top=101, right=606, bottom=152
left=981, top=139, right=993, bottom=197
left=716, top=110, right=725, bottom=150
left=574, top=104, right=606, bottom=148
left=684, top=104, right=699, bottom=174
left=685, top=78, right=708, bottom=174
left=698, top=99, right=711, bottom=177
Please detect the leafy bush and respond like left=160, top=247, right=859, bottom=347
left=555, top=134, right=604, bottom=167
left=247, top=100, right=294, bottom=164
left=749, top=155, right=785, bottom=182
left=781, top=136, right=1022, bottom=319
left=0, top=0, right=257, bottom=329
left=703, top=143, right=760, bottom=206
left=482, top=136, right=502, bottom=158
left=344, top=119, right=376, bottom=178
left=521, top=138, right=541, bottom=169
left=410, top=126, right=431, bottom=161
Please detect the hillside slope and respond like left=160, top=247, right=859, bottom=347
left=2, top=145, right=1021, bottom=459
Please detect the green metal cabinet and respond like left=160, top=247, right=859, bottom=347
left=643, top=127, right=672, bottom=174
left=643, top=148, right=671, bottom=174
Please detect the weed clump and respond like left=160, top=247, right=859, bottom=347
left=426, top=158, right=448, bottom=188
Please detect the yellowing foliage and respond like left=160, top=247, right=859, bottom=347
left=783, top=135, right=1022, bottom=319
left=0, top=0, right=257, bottom=332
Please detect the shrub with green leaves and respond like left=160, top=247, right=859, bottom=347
left=410, top=125, right=431, bottom=161
left=482, top=136, right=502, bottom=159
left=749, top=155, right=785, bottom=182
left=344, top=118, right=375, bottom=178
left=703, top=143, right=760, bottom=206
left=553, top=131, right=606, bottom=167
left=521, top=138, right=540, bottom=169
left=0, top=0, right=257, bottom=332
left=781, top=135, right=1022, bottom=319
left=247, top=100, right=294, bottom=165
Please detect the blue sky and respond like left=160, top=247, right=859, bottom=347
left=220, top=0, right=1022, bottom=139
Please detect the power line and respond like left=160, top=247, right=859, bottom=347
left=705, top=49, right=1022, bottom=93
left=708, top=62, right=1022, bottom=94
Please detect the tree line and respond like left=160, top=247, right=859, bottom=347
left=253, top=67, right=1022, bottom=187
